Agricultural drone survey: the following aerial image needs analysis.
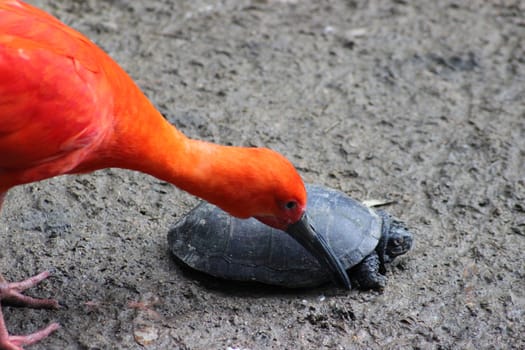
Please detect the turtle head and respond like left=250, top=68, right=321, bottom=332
left=376, top=211, right=413, bottom=264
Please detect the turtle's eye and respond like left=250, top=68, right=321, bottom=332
left=285, top=201, right=297, bottom=210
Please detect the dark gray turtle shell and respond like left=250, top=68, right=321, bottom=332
left=168, top=184, right=383, bottom=288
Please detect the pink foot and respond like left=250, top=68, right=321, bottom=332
left=0, top=271, right=60, bottom=350
left=0, top=323, right=60, bottom=350
left=0, top=271, right=59, bottom=309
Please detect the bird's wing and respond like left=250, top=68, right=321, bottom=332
left=0, top=0, right=113, bottom=172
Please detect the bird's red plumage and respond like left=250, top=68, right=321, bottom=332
left=0, top=3, right=351, bottom=347
left=0, top=0, right=308, bottom=221
left=0, top=0, right=115, bottom=188
left=0, top=0, right=311, bottom=233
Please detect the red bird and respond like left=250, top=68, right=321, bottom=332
left=0, top=1, right=349, bottom=349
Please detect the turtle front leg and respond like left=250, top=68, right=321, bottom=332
left=350, top=252, right=386, bottom=290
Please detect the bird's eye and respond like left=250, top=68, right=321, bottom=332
left=285, top=201, right=297, bottom=210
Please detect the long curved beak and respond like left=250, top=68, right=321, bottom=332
left=287, top=214, right=351, bottom=290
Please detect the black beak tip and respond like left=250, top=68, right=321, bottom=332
left=339, top=271, right=351, bottom=290
left=287, top=214, right=351, bottom=290
left=332, top=260, right=351, bottom=290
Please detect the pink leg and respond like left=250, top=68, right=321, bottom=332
left=0, top=194, right=60, bottom=349
left=0, top=272, right=60, bottom=350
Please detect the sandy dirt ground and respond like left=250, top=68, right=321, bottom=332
left=2, top=0, right=524, bottom=349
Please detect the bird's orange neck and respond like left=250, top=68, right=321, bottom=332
left=52, top=41, right=292, bottom=220
left=78, top=85, right=279, bottom=219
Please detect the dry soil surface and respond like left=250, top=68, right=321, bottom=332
left=2, top=0, right=524, bottom=349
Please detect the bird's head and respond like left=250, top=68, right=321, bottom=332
left=177, top=142, right=350, bottom=289
left=207, top=147, right=351, bottom=289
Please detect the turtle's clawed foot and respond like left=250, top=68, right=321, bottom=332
left=350, top=253, right=387, bottom=291
left=353, top=272, right=387, bottom=291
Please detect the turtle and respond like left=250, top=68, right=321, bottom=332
left=168, top=184, right=413, bottom=290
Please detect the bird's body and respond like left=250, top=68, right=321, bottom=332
left=0, top=0, right=114, bottom=184
left=0, top=0, right=301, bottom=221
left=0, top=1, right=349, bottom=349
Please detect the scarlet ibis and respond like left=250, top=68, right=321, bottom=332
left=0, top=1, right=349, bottom=348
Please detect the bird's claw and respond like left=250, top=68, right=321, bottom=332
left=0, top=271, right=60, bottom=350
left=1, top=323, right=60, bottom=350
left=0, top=271, right=59, bottom=309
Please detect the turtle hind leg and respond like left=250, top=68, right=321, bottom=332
left=350, top=252, right=387, bottom=290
